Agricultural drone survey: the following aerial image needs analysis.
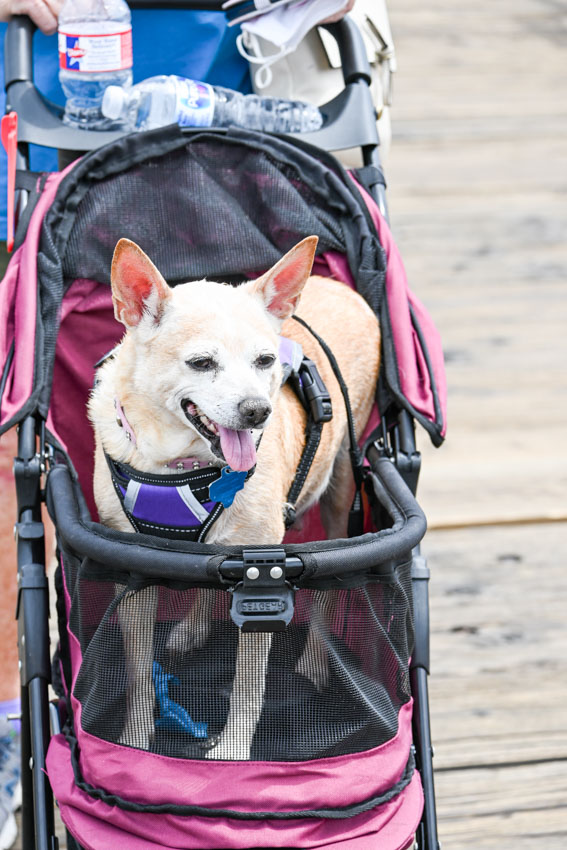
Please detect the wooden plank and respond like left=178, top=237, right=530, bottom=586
left=425, top=522, right=567, bottom=758
left=437, top=761, right=567, bottom=820
left=436, top=762, right=567, bottom=849
left=424, top=522, right=567, bottom=845
left=384, top=0, right=567, bottom=528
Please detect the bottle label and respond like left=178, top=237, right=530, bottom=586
left=58, top=27, right=133, bottom=73
left=174, top=77, right=215, bottom=128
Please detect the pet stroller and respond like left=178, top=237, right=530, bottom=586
left=1, top=7, right=446, bottom=850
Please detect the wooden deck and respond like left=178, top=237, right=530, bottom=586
left=386, top=0, right=567, bottom=846
left=10, top=0, right=567, bottom=847
left=386, top=0, right=567, bottom=532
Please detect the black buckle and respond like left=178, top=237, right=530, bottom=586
left=298, top=358, right=332, bottom=423
left=13, top=455, right=43, bottom=512
left=14, top=521, right=44, bottom=541
left=229, top=549, right=295, bottom=633
left=15, top=563, right=48, bottom=621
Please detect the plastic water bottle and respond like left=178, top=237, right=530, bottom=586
left=101, top=75, right=323, bottom=134
left=58, top=0, right=133, bottom=129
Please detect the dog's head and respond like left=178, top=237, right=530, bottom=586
left=110, top=236, right=318, bottom=471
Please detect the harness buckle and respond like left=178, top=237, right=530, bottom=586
left=229, top=548, right=295, bottom=633
left=297, top=358, right=333, bottom=424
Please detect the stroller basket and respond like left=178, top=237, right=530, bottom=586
left=47, top=445, right=424, bottom=784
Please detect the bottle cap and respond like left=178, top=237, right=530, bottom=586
left=101, top=86, right=127, bottom=120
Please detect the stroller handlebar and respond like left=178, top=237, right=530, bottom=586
left=46, top=449, right=426, bottom=584
left=3, top=12, right=378, bottom=154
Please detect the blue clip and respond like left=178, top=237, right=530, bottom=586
left=153, top=661, right=207, bottom=739
left=208, top=466, right=248, bottom=508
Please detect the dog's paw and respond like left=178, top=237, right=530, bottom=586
left=166, top=617, right=211, bottom=656
left=118, top=724, right=153, bottom=751
left=204, top=733, right=251, bottom=761
left=294, top=622, right=331, bottom=691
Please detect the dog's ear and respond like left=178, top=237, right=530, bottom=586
left=111, top=238, right=172, bottom=328
left=247, top=236, right=318, bottom=321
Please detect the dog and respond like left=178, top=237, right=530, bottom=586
left=88, top=235, right=380, bottom=759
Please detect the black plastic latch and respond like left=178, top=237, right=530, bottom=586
left=14, top=521, right=44, bottom=541
left=230, top=549, right=295, bottom=633
left=354, top=164, right=387, bottom=193
left=298, top=358, right=332, bottom=423
left=13, top=454, right=43, bottom=512
left=411, top=554, right=430, bottom=581
left=15, top=562, right=48, bottom=620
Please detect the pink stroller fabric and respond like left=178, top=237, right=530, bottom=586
left=0, top=170, right=64, bottom=428
left=47, top=732, right=423, bottom=849
left=352, top=179, right=447, bottom=438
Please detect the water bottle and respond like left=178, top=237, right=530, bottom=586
left=101, top=75, right=323, bottom=134
left=58, top=0, right=133, bottom=129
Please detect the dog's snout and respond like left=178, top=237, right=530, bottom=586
left=238, top=398, right=272, bottom=427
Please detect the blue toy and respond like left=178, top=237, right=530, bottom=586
left=208, top=466, right=248, bottom=508
left=153, top=661, right=208, bottom=738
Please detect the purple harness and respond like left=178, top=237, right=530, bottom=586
left=105, top=336, right=304, bottom=542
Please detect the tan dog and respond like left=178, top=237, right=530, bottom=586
left=89, top=236, right=380, bottom=759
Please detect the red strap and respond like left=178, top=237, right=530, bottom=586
left=1, top=111, right=18, bottom=252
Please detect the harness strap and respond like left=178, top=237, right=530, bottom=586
left=282, top=350, right=333, bottom=529
left=290, top=315, right=366, bottom=537
left=284, top=420, right=323, bottom=528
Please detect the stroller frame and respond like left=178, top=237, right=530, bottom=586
left=4, top=6, right=440, bottom=850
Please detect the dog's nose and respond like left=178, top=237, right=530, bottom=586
left=238, top=398, right=272, bottom=427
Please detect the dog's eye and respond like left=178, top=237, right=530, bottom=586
left=187, top=357, right=216, bottom=371
left=255, top=354, right=276, bottom=369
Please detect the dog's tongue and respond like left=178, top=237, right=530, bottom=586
left=217, top=425, right=257, bottom=472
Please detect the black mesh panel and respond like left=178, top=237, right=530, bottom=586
left=61, top=547, right=413, bottom=761
left=61, top=142, right=345, bottom=286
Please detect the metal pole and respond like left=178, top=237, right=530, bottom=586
left=14, top=416, right=56, bottom=850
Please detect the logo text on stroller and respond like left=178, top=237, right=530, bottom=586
left=229, top=549, right=295, bottom=632
left=238, top=599, right=287, bottom=614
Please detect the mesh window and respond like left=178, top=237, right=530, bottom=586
left=61, top=142, right=346, bottom=287
left=61, top=548, right=413, bottom=761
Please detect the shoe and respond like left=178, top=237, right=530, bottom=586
left=0, top=722, right=21, bottom=850
left=0, top=806, right=16, bottom=850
